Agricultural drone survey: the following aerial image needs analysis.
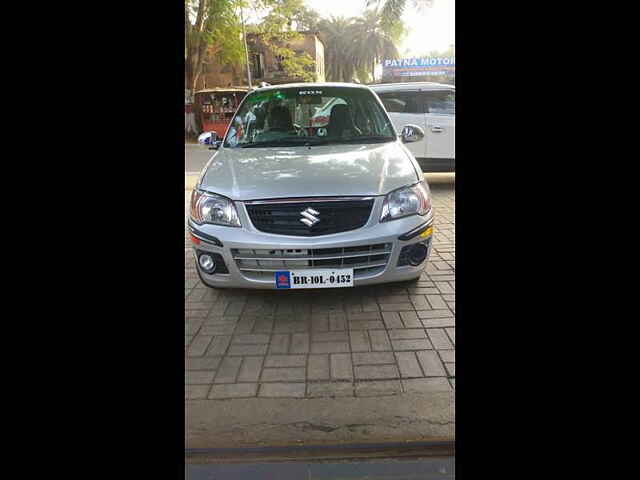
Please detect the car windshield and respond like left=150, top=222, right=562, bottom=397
left=223, top=86, right=397, bottom=148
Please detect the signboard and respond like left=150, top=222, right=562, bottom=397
left=382, top=56, right=455, bottom=78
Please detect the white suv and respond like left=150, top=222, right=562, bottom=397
left=370, top=82, right=455, bottom=172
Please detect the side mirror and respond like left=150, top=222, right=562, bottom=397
left=197, top=131, right=222, bottom=150
left=197, top=131, right=218, bottom=145
left=401, top=124, right=425, bottom=144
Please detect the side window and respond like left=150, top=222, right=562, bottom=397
left=378, top=92, right=422, bottom=114
left=425, top=90, right=455, bottom=115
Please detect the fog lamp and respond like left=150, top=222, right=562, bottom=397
left=409, top=243, right=429, bottom=266
left=198, top=254, right=216, bottom=273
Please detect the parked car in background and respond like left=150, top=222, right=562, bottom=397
left=190, top=83, right=434, bottom=290
left=370, top=82, right=455, bottom=172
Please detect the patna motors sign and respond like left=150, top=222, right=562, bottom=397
left=382, top=56, right=455, bottom=77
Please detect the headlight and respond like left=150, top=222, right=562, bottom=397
left=380, top=181, right=432, bottom=222
left=190, top=190, right=241, bottom=227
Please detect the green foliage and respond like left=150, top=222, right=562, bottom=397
left=366, top=0, right=434, bottom=29
left=185, top=0, right=245, bottom=92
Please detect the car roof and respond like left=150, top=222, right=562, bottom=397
left=369, top=82, right=455, bottom=92
left=195, top=87, right=249, bottom=94
left=250, top=82, right=372, bottom=92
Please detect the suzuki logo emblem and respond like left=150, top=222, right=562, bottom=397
left=300, top=207, right=320, bottom=227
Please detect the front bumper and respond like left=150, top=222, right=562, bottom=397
left=188, top=199, right=433, bottom=289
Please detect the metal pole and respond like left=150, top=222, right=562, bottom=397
left=240, top=8, right=252, bottom=88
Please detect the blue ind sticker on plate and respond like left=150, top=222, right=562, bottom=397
left=275, top=271, right=291, bottom=289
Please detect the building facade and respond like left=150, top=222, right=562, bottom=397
left=246, top=31, right=325, bottom=85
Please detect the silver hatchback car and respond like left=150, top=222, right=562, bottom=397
left=189, top=83, right=434, bottom=290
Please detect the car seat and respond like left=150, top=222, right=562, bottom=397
left=268, top=106, right=293, bottom=131
left=327, top=104, right=361, bottom=137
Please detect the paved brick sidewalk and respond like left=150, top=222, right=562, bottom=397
left=185, top=176, right=455, bottom=401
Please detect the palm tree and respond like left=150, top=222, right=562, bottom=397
left=348, top=8, right=401, bottom=83
left=367, top=0, right=433, bottom=30
left=317, top=16, right=357, bottom=82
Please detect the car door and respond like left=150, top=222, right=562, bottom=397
left=377, top=90, right=427, bottom=159
left=422, top=89, right=455, bottom=159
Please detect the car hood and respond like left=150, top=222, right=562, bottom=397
left=198, top=142, right=420, bottom=200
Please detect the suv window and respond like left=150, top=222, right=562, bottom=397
left=377, top=92, right=422, bottom=114
left=425, top=90, right=455, bottom=115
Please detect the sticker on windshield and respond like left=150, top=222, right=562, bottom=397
left=298, top=90, right=323, bottom=95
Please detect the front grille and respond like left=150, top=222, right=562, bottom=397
left=245, top=199, right=374, bottom=236
left=231, top=243, right=392, bottom=281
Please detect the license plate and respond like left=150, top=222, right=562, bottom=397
left=275, top=269, right=354, bottom=289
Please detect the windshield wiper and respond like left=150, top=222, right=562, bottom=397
left=329, top=135, right=396, bottom=144
left=239, top=137, right=329, bottom=148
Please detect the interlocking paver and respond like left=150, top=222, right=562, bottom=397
left=268, top=334, right=290, bottom=354
left=186, top=385, right=209, bottom=400
left=379, top=303, right=415, bottom=311
left=392, top=338, right=432, bottom=351
left=438, top=350, right=455, bottom=363
left=259, top=383, right=306, bottom=398
left=369, top=330, right=392, bottom=351
left=416, top=351, right=447, bottom=377
left=228, top=344, right=269, bottom=356
left=446, top=328, right=455, bottom=345
left=352, top=352, right=395, bottom=365
left=200, top=324, right=236, bottom=335
left=395, top=352, right=424, bottom=378
left=314, top=331, right=349, bottom=342
left=186, top=356, right=222, bottom=371
left=330, top=353, right=353, bottom=380
left=410, top=295, right=432, bottom=310
left=214, top=357, right=243, bottom=383
left=348, top=320, right=385, bottom=330
left=426, top=295, right=448, bottom=309
left=232, top=333, right=270, bottom=344
left=261, top=367, right=306, bottom=382
left=307, top=382, right=354, bottom=398
left=311, top=315, right=329, bottom=332
left=381, top=312, right=404, bottom=329
left=445, top=363, right=455, bottom=377
left=185, top=370, right=216, bottom=384
left=206, top=335, right=231, bottom=356
left=311, top=341, right=350, bottom=353
left=264, top=355, right=306, bottom=368
left=209, top=383, right=258, bottom=399
left=329, top=313, right=347, bottom=331
left=399, top=311, right=422, bottom=328
left=417, top=309, right=454, bottom=319
left=307, top=354, right=330, bottom=380
left=185, top=178, right=455, bottom=399
left=237, top=356, right=264, bottom=382
left=349, top=330, right=371, bottom=352
left=421, top=317, right=456, bottom=328
left=354, top=364, right=399, bottom=380
left=347, top=312, right=381, bottom=321
left=290, top=333, right=310, bottom=353
left=389, top=329, right=427, bottom=340
left=402, top=378, right=451, bottom=393
left=427, top=329, right=454, bottom=350
left=252, top=317, right=274, bottom=333
left=187, top=335, right=213, bottom=357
